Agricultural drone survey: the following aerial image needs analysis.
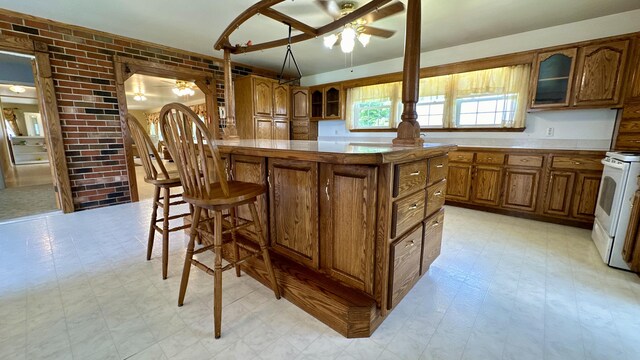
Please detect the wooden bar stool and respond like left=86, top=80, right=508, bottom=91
left=126, top=114, right=191, bottom=279
left=159, top=103, right=280, bottom=339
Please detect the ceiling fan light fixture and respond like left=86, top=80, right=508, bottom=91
left=8, top=85, right=26, bottom=94
left=324, top=33, right=339, bottom=49
left=358, top=33, right=371, bottom=47
left=133, top=93, right=147, bottom=101
left=172, top=81, right=195, bottom=97
left=340, top=27, right=356, bottom=53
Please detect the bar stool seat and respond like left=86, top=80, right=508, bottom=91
left=160, top=103, right=280, bottom=339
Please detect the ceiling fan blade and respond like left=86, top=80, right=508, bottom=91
left=315, top=0, right=341, bottom=19
left=363, top=1, right=405, bottom=24
left=361, top=26, right=395, bottom=38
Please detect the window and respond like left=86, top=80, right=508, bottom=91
left=346, top=64, right=531, bottom=130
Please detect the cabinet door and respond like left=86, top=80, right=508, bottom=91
left=292, top=88, right=309, bottom=119
left=471, top=165, right=503, bottom=206
left=310, top=88, right=323, bottom=119
left=571, top=172, right=602, bottom=220
left=269, top=159, right=319, bottom=268
left=530, top=48, right=577, bottom=108
left=446, top=163, right=472, bottom=202
left=253, top=78, right=273, bottom=116
left=255, top=118, right=273, bottom=140
left=543, top=171, right=575, bottom=216
left=273, top=119, right=289, bottom=140
left=502, top=168, right=541, bottom=212
left=320, top=164, right=377, bottom=293
left=324, top=86, right=341, bottom=119
left=231, top=155, right=268, bottom=240
left=573, top=40, right=629, bottom=107
left=273, top=83, right=289, bottom=117
left=622, top=190, right=640, bottom=271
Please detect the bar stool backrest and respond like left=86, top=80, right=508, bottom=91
left=159, top=103, right=229, bottom=198
left=126, top=113, right=170, bottom=182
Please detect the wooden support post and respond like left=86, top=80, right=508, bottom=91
left=393, top=0, right=424, bottom=146
left=223, top=49, right=239, bottom=139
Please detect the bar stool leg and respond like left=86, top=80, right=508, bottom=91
left=213, top=210, right=224, bottom=339
left=178, top=206, right=201, bottom=307
left=229, top=207, right=241, bottom=277
left=248, top=202, right=280, bottom=300
left=147, top=186, right=160, bottom=261
left=162, top=187, right=171, bottom=279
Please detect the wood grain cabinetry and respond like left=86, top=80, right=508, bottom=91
left=612, top=37, right=640, bottom=151
left=309, top=83, right=343, bottom=120
left=421, top=209, right=444, bottom=275
left=446, top=147, right=605, bottom=227
left=320, top=164, right=377, bottom=294
left=388, top=225, right=422, bottom=309
left=291, top=87, right=318, bottom=140
left=230, top=155, right=268, bottom=239
left=622, top=177, right=640, bottom=272
left=234, top=75, right=290, bottom=140
left=530, top=48, right=577, bottom=108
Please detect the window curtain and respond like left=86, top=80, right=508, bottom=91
left=449, top=64, right=531, bottom=128
left=346, top=82, right=401, bottom=129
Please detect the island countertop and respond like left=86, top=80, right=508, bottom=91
left=214, top=139, right=457, bottom=164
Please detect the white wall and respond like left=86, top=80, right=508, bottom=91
left=301, top=9, right=640, bottom=150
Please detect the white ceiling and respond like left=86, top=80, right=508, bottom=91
left=1, top=0, right=640, bottom=75
left=125, top=74, right=205, bottom=111
left=0, top=84, right=38, bottom=105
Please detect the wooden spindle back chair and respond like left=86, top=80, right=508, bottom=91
left=126, top=114, right=190, bottom=279
left=159, top=103, right=280, bottom=339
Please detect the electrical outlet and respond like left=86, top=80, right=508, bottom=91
left=545, top=127, right=554, bottom=137
left=334, top=130, right=339, bottom=135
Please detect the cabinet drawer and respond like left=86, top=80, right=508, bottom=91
left=388, top=225, right=423, bottom=309
left=476, top=152, right=505, bottom=165
left=551, top=156, right=603, bottom=171
left=450, top=151, right=474, bottom=163
left=428, top=155, right=448, bottom=185
left=422, top=209, right=444, bottom=275
left=426, top=180, right=447, bottom=217
left=507, top=154, right=544, bottom=168
left=394, top=160, right=428, bottom=198
left=391, top=189, right=426, bottom=238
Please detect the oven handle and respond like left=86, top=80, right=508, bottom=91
left=601, top=159, right=625, bottom=170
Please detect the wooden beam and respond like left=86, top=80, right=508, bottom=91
left=214, top=0, right=286, bottom=50
left=393, top=0, right=423, bottom=146
left=114, top=60, right=140, bottom=203
left=228, top=0, right=393, bottom=54
left=194, top=79, right=219, bottom=138
left=222, top=49, right=239, bottom=139
left=260, top=8, right=317, bottom=36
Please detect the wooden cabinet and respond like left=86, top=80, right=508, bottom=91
left=391, top=189, right=426, bottom=238
left=234, top=75, right=290, bottom=140
left=612, top=39, right=640, bottom=151
left=501, top=168, right=540, bottom=212
left=291, top=87, right=317, bottom=140
left=573, top=40, right=629, bottom=107
left=471, top=165, right=503, bottom=206
left=393, top=160, right=428, bottom=198
left=571, top=172, right=602, bottom=221
left=543, top=171, right=575, bottom=216
left=622, top=179, right=640, bottom=272
left=530, top=40, right=629, bottom=110
left=422, top=209, right=444, bottom=275
left=446, top=163, right=472, bottom=201
left=388, top=225, right=422, bottom=309
left=230, top=155, right=268, bottom=239
left=320, top=164, right=377, bottom=294
left=268, top=158, right=318, bottom=268
left=309, top=84, right=343, bottom=120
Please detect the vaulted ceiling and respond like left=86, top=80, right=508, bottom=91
left=1, top=0, right=640, bottom=75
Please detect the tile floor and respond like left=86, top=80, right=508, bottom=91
left=1, top=203, right=640, bottom=360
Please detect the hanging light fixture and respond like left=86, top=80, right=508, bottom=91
left=133, top=92, right=147, bottom=101
left=340, top=26, right=357, bottom=54
left=172, top=81, right=195, bottom=97
left=358, top=33, right=371, bottom=47
left=323, top=33, right=339, bottom=49
left=8, top=85, right=26, bottom=94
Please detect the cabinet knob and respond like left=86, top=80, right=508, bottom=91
left=432, top=221, right=440, bottom=227
left=409, top=171, right=421, bottom=176
left=405, top=240, right=416, bottom=248
left=408, top=203, right=418, bottom=210
left=434, top=191, right=442, bottom=196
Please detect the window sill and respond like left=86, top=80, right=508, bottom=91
left=349, top=127, right=526, bottom=133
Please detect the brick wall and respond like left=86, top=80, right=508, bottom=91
left=0, top=9, right=267, bottom=210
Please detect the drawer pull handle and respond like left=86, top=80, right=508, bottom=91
left=573, top=161, right=582, bottom=165
left=432, top=221, right=440, bottom=227
left=521, top=159, right=529, bottom=162
left=487, top=157, right=493, bottom=160
left=405, top=240, right=416, bottom=248
left=457, top=155, right=464, bottom=159
left=434, top=191, right=442, bottom=196
left=409, top=171, right=421, bottom=176
left=436, top=164, right=444, bottom=168
left=325, top=179, right=330, bottom=201
left=408, top=203, right=418, bottom=210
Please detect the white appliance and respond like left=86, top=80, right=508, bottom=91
left=591, top=152, right=640, bottom=270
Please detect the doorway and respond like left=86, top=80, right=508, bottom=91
left=124, top=73, right=207, bottom=200
left=0, top=51, right=57, bottom=221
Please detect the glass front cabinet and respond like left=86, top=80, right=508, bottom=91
left=530, top=48, right=577, bottom=108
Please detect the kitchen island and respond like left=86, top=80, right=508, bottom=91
left=208, top=140, right=455, bottom=337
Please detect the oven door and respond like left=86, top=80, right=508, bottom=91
left=594, top=159, right=629, bottom=236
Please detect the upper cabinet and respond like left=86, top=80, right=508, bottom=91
left=273, top=83, right=289, bottom=117
left=530, top=40, right=630, bottom=110
left=309, top=84, right=343, bottom=120
left=253, top=77, right=273, bottom=116
left=531, top=48, right=577, bottom=108
left=234, top=75, right=290, bottom=140
left=292, top=88, right=309, bottom=119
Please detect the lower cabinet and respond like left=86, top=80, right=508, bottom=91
left=571, top=172, right=602, bottom=221
left=388, top=224, right=423, bottom=309
left=471, top=165, right=502, bottom=206
left=268, top=158, right=319, bottom=268
left=255, top=117, right=290, bottom=140
left=256, top=118, right=273, bottom=140
left=421, top=209, right=444, bottom=275
left=543, top=171, right=575, bottom=216
left=502, top=167, right=541, bottom=212
left=273, top=118, right=289, bottom=140
left=231, top=155, right=268, bottom=240
left=319, top=164, right=377, bottom=294
left=446, top=163, right=472, bottom=201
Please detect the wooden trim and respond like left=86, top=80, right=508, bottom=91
left=349, top=127, right=527, bottom=133
left=214, top=0, right=285, bottom=50
left=113, top=56, right=219, bottom=202
left=260, top=8, right=317, bottom=36
left=0, top=34, right=74, bottom=213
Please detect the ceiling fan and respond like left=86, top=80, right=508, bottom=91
left=315, top=0, right=405, bottom=53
